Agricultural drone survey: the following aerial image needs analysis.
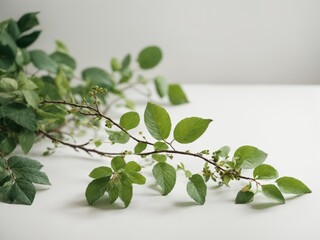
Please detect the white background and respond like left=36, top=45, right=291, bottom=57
left=0, top=85, right=319, bottom=239
left=1, top=0, right=320, bottom=84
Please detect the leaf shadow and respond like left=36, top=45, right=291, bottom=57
left=250, top=202, right=282, bottom=210
left=148, top=183, right=161, bottom=194
left=67, top=196, right=123, bottom=211
left=250, top=195, right=303, bottom=210
left=174, top=201, right=199, bottom=208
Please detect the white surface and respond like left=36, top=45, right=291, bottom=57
left=0, top=84, right=319, bottom=240
left=1, top=0, right=320, bottom=84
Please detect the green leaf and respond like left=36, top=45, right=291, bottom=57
left=20, top=48, right=30, bottom=64
left=0, top=77, right=18, bottom=91
left=276, top=177, right=311, bottom=195
left=119, top=111, right=140, bottom=130
left=6, top=20, right=20, bottom=40
left=235, top=190, right=255, bottom=204
left=154, top=141, right=169, bottom=151
left=0, top=43, right=15, bottom=70
left=22, top=90, right=40, bottom=109
left=16, top=30, right=41, bottom=48
left=0, top=104, right=38, bottom=131
left=30, top=50, right=58, bottom=73
left=124, top=161, right=141, bottom=173
left=82, top=67, right=114, bottom=89
left=18, top=129, right=35, bottom=154
left=11, top=179, right=36, bottom=205
left=111, top=58, right=121, bottom=71
left=219, top=146, right=231, bottom=158
left=0, top=136, right=17, bottom=156
left=137, top=46, right=162, bottom=69
left=0, top=170, right=10, bottom=187
left=50, top=52, right=76, bottom=70
left=111, top=156, right=126, bottom=171
left=234, top=146, right=268, bottom=169
left=187, top=174, right=207, bottom=204
left=121, top=54, right=131, bottom=69
left=89, top=166, right=113, bottom=179
left=152, top=154, right=167, bottom=163
left=107, top=130, right=130, bottom=144
left=0, top=157, right=4, bottom=169
left=55, top=71, right=70, bottom=97
left=253, top=164, right=279, bottom=180
left=134, top=142, right=147, bottom=154
left=118, top=173, right=133, bottom=207
left=261, top=184, right=285, bottom=203
left=12, top=167, right=51, bottom=185
left=8, top=156, right=43, bottom=170
left=18, top=75, right=38, bottom=90
left=174, top=117, right=212, bottom=144
left=144, top=102, right=171, bottom=140
left=152, top=162, right=176, bottom=195
left=17, top=12, right=39, bottom=33
left=154, top=76, right=167, bottom=98
left=55, top=40, right=69, bottom=54
left=127, top=172, right=146, bottom=185
left=106, top=181, right=119, bottom=204
left=168, top=84, right=188, bottom=105
left=85, top=177, right=110, bottom=205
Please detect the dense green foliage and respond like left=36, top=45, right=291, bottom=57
left=0, top=13, right=311, bottom=208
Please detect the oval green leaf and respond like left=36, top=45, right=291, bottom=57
left=82, top=67, right=114, bottom=89
left=144, top=102, right=171, bottom=140
left=85, top=177, right=110, bottom=205
left=235, top=190, right=255, bottom=204
left=276, top=176, right=311, bottom=195
left=261, top=184, right=285, bottom=203
left=134, top=142, right=147, bottom=154
left=234, top=146, right=268, bottom=169
left=12, top=168, right=51, bottom=185
left=187, top=174, right=207, bottom=205
left=107, top=130, right=130, bottom=144
left=16, top=30, right=41, bottom=48
left=119, top=111, right=140, bottom=130
left=127, top=172, right=146, bottom=185
left=174, top=117, right=212, bottom=144
left=154, top=76, right=167, bottom=98
left=18, top=129, right=35, bottom=154
left=30, top=50, right=58, bottom=73
left=50, top=52, right=76, bottom=70
left=168, top=84, right=188, bottom=105
left=152, top=154, right=167, bottom=163
left=118, top=173, right=133, bottom=208
left=253, top=164, right=279, bottom=180
left=124, top=161, right=141, bottom=173
left=17, top=12, right=39, bottom=33
left=111, top=156, right=126, bottom=171
left=152, top=162, right=176, bottom=195
left=11, top=179, right=36, bottom=205
left=154, top=141, right=169, bottom=151
left=89, top=166, right=113, bottom=179
left=0, top=44, right=16, bottom=70
left=137, top=46, right=162, bottom=69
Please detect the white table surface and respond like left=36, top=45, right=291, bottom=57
left=1, top=84, right=319, bottom=240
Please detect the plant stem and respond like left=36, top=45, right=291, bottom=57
left=41, top=99, right=153, bottom=146
left=40, top=99, right=260, bottom=185
left=39, top=130, right=120, bottom=158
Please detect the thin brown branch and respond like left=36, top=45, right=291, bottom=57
left=41, top=99, right=154, bottom=146
left=40, top=99, right=260, bottom=186
left=39, top=130, right=121, bottom=158
left=139, top=149, right=260, bottom=185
